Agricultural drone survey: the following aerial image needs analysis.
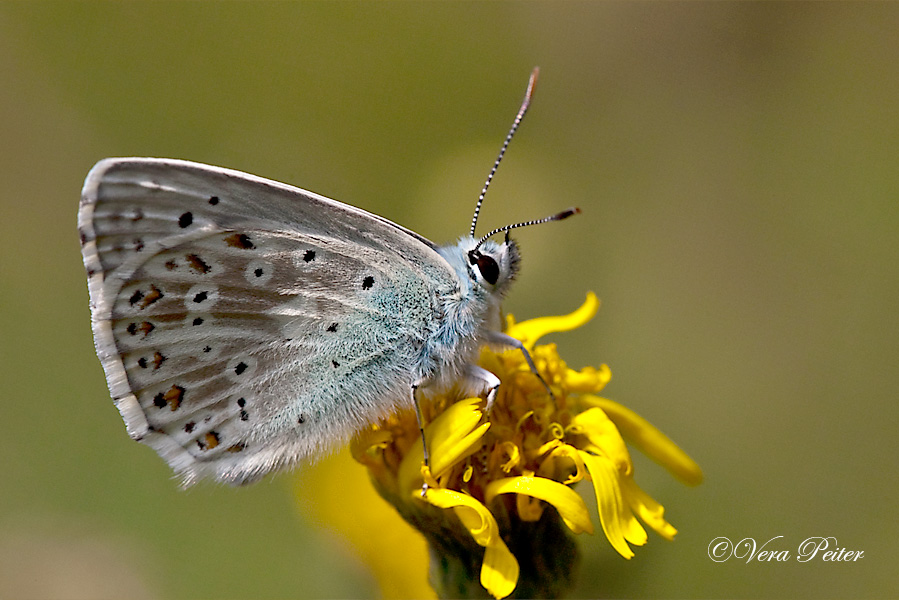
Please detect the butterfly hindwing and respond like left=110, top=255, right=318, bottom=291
left=79, top=158, right=458, bottom=485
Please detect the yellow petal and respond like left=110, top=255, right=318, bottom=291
left=482, top=543, right=520, bottom=600
left=579, top=451, right=635, bottom=559
left=581, top=395, right=704, bottom=486
left=421, top=488, right=492, bottom=544
left=349, top=426, right=392, bottom=461
left=515, top=492, right=545, bottom=522
left=485, top=476, right=594, bottom=535
left=611, top=482, right=649, bottom=547
left=564, top=364, right=612, bottom=393
left=432, top=420, right=491, bottom=478
left=568, top=407, right=633, bottom=476
left=539, top=442, right=588, bottom=485
left=497, top=441, right=520, bottom=473
left=504, top=292, right=599, bottom=349
left=621, top=506, right=649, bottom=547
left=622, top=476, right=678, bottom=540
left=398, top=397, right=490, bottom=492
left=421, top=488, right=519, bottom=599
left=535, top=438, right=562, bottom=458
left=348, top=426, right=395, bottom=484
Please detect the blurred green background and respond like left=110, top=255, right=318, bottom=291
left=1, top=2, right=896, bottom=598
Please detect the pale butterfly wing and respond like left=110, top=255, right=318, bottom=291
left=79, top=158, right=459, bottom=485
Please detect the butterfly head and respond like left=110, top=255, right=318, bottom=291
left=463, top=206, right=580, bottom=295
left=465, top=235, right=521, bottom=295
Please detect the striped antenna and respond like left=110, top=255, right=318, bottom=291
left=469, top=67, right=540, bottom=237
left=473, top=207, right=581, bottom=252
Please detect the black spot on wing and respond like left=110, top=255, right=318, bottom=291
left=129, top=285, right=163, bottom=309
left=137, top=351, right=166, bottom=370
left=127, top=321, right=155, bottom=337
left=198, top=431, right=219, bottom=450
left=186, top=254, right=211, bottom=274
left=153, top=384, right=184, bottom=411
left=225, top=233, right=255, bottom=249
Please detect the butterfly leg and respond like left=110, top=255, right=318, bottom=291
left=412, top=365, right=500, bottom=498
left=411, top=382, right=431, bottom=497
left=461, top=365, right=502, bottom=412
left=486, top=331, right=556, bottom=401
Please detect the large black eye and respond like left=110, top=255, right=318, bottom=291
left=474, top=253, right=500, bottom=285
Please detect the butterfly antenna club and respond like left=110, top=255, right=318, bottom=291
left=469, top=67, right=540, bottom=238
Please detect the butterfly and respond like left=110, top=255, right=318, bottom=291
left=78, top=67, right=578, bottom=486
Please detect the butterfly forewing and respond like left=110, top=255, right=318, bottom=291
left=80, top=158, right=458, bottom=485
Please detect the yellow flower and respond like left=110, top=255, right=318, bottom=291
left=350, top=292, right=702, bottom=599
